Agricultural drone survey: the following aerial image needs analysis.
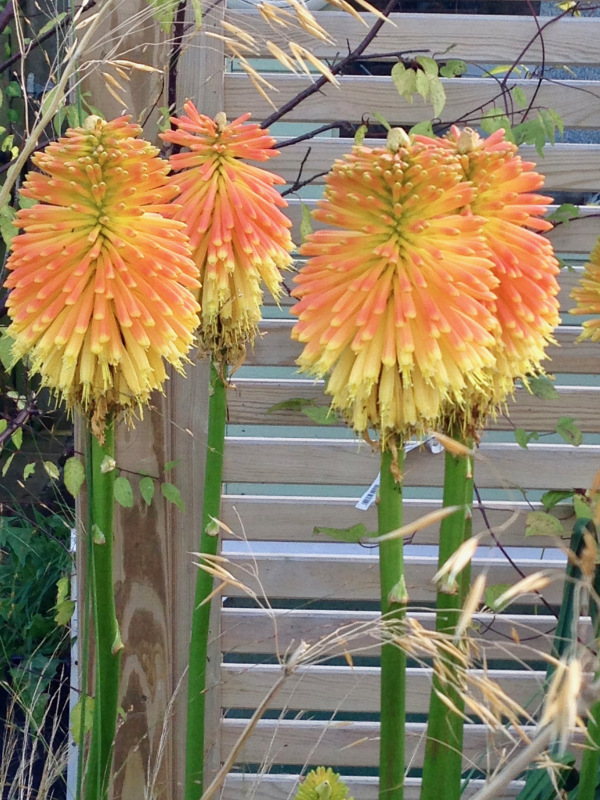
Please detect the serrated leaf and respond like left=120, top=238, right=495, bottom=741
left=391, top=63, right=417, bottom=102
left=439, top=59, right=466, bottom=78
left=485, top=583, right=512, bottom=611
left=300, top=202, right=313, bottom=242
left=512, top=86, right=527, bottom=108
left=428, top=77, right=446, bottom=117
left=139, top=476, right=155, bottom=506
left=161, top=482, right=185, bottom=511
left=43, top=460, right=60, bottom=480
left=164, top=459, right=180, bottom=473
left=416, top=56, right=439, bottom=77
left=11, top=427, right=22, bottom=449
left=64, top=456, right=85, bottom=497
left=556, top=416, right=583, bottom=446
left=314, top=523, right=368, bottom=543
left=371, top=111, right=391, bottom=131
left=23, top=462, right=35, bottom=480
left=71, top=696, right=95, bottom=741
left=526, top=510, right=564, bottom=537
left=541, top=490, right=574, bottom=511
left=354, top=124, right=368, bottom=146
left=302, top=406, right=340, bottom=425
left=528, top=374, right=559, bottom=399
left=114, top=476, right=134, bottom=508
left=547, top=203, right=579, bottom=224
left=2, top=452, right=14, bottom=477
left=409, top=120, right=434, bottom=136
left=268, top=397, right=315, bottom=413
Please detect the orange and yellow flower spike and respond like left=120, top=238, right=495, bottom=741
left=162, top=103, right=294, bottom=367
left=3, top=115, right=200, bottom=435
left=571, top=240, right=600, bottom=339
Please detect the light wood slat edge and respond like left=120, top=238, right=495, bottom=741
left=246, top=322, right=600, bottom=374
left=221, top=718, right=558, bottom=767
left=281, top=199, right=600, bottom=255
left=221, top=497, right=570, bottom=545
left=228, top=380, right=600, bottom=432
left=222, top=773, right=523, bottom=800
left=223, top=439, right=600, bottom=490
left=221, top=607, right=565, bottom=657
left=225, top=74, right=600, bottom=129
left=221, top=552, right=566, bottom=604
left=226, top=10, right=600, bottom=66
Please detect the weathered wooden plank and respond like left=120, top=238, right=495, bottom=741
left=281, top=198, right=600, bottom=255
left=247, top=321, right=600, bottom=374
left=227, top=11, right=600, bottom=66
left=275, top=139, right=600, bottom=193
left=225, top=73, right=600, bottom=128
left=221, top=551, right=566, bottom=604
left=220, top=664, right=545, bottom=713
left=221, top=496, right=571, bottom=545
left=228, top=380, right=600, bottom=433
left=221, top=608, right=564, bottom=658
left=223, top=438, right=600, bottom=490
left=222, top=774, right=523, bottom=800
left=221, top=718, right=543, bottom=768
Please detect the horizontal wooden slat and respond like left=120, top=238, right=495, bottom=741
left=221, top=663, right=546, bottom=713
left=228, top=11, right=600, bottom=66
left=226, top=74, right=600, bottom=129
left=223, top=439, right=599, bottom=490
left=221, top=718, right=549, bottom=768
left=228, top=380, right=600, bottom=432
left=221, top=551, right=565, bottom=603
left=220, top=608, right=567, bottom=658
left=221, top=497, right=571, bottom=545
left=275, top=139, right=600, bottom=193
left=247, top=321, right=600, bottom=374
left=222, top=773, right=523, bottom=800
left=281, top=198, right=600, bottom=255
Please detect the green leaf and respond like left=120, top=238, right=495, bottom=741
left=2, top=452, right=15, bottom=477
left=43, top=461, right=60, bottom=480
left=574, top=494, right=591, bottom=520
left=268, top=397, right=316, bottom=414
left=148, top=0, right=177, bottom=32
left=0, top=419, right=6, bottom=435
left=541, top=490, right=574, bottom=511
left=486, top=64, right=515, bottom=76
left=64, top=456, right=85, bottom=497
left=114, top=476, right=134, bottom=508
left=512, top=86, right=527, bottom=108
left=415, top=68, right=429, bottom=101
left=371, top=111, right=391, bottom=131
left=409, top=120, right=435, bottom=136
left=527, top=374, right=559, bottom=399
left=314, top=523, right=369, bottom=543
left=391, top=63, right=417, bottom=102
left=54, top=577, right=75, bottom=626
left=161, top=482, right=185, bottom=511
left=555, top=416, right=583, bottom=447
left=547, top=203, right=579, bottom=224
left=92, top=524, right=105, bottom=545
left=11, top=427, right=22, bottom=449
left=190, top=0, right=202, bottom=27
left=480, top=107, right=513, bottom=138
left=485, top=583, right=512, bottom=611
left=37, top=12, right=67, bottom=37
left=354, top=124, right=368, bottom=146
left=23, top=462, right=35, bottom=480
left=514, top=428, right=538, bottom=449
left=5, top=81, right=21, bottom=98
left=300, top=202, right=313, bottom=242
left=71, top=695, right=95, bottom=740
left=163, top=459, right=180, bottom=473
left=416, top=56, right=439, bottom=77
left=428, top=77, right=446, bottom=117
left=139, top=476, right=155, bottom=506
left=439, top=59, right=466, bottom=78
left=0, top=204, right=17, bottom=248
left=302, top=406, right=340, bottom=425
left=526, top=510, right=564, bottom=537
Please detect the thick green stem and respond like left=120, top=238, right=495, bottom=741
left=85, top=422, right=121, bottom=800
left=378, top=446, right=406, bottom=800
left=420, top=442, right=473, bottom=800
left=185, top=362, right=227, bottom=800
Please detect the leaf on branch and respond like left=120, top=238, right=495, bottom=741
left=485, top=583, right=512, bottom=611
left=114, top=476, right=134, bottom=508
left=161, top=482, right=185, bottom=511
left=391, top=63, right=417, bottom=103
left=2, top=453, right=14, bottom=477
left=43, top=461, right=60, bottom=480
left=314, top=522, right=369, bottom=543
left=302, top=405, right=340, bottom=425
left=525, top=510, right=564, bottom=537
left=139, top=476, right=155, bottom=506
left=371, top=111, right=391, bottom=131
left=37, top=12, right=67, bottom=38
left=439, top=59, right=466, bottom=78
left=512, top=86, right=527, bottom=108
left=555, top=416, right=583, bottom=447
left=547, top=203, right=579, bottom=225
left=527, top=374, right=559, bottom=399
left=514, top=428, right=539, bottom=449
left=354, top=124, right=368, bottom=146
left=54, top=576, right=75, bottom=626
left=11, top=427, right=22, bottom=450
left=64, top=457, right=85, bottom=498
left=541, top=490, right=574, bottom=511
left=300, top=202, right=313, bottom=242
left=23, top=462, right=36, bottom=480
left=268, top=397, right=316, bottom=413
left=71, top=696, right=95, bottom=741
left=410, top=120, right=434, bottom=136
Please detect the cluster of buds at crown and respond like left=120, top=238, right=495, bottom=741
left=292, top=126, right=560, bottom=446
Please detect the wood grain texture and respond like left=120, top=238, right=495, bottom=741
left=228, top=380, right=600, bottom=432
left=220, top=551, right=566, bottom=604
left=227, top=10, right=600, bottom=66
left=221, top=496, right=571, bottom=545
left=225, top=73, right=600, bottom=128
left=246, top=321, right=600, bottom=373
left=223, top=438, right=600, bottom=490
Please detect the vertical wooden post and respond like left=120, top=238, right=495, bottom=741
left=77, top=2, right=225, bottom=797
